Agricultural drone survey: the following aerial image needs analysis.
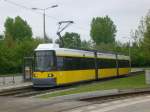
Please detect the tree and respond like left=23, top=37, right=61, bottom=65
left=0, top=16, right=41, bottom=74
left=0, top=38, right=41, bottom=74
left=142, top=11, right=150, bottom=63
left=55, top=32, right=81, bottom=49
left=130, top=10, right=150, bottom=66
left=93, top=42, right=116, bottom=52
left=90, top=16, right=117, bottom=45
left=130, top=17, right=146, bottom=46
left=4, top=16, right=32, bottom=41
left=80, top=40, right=93, bottom=50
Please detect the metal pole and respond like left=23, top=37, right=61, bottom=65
left=32, top=5, right=58, bottom=43
left=43, top=10, right=46, bottom=42
left=129, top=40, right=132, bottom=72
left=12, top=75, right=15, bottom=84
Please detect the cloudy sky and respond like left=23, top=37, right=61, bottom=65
left=0, top=0, right=150, bottom=42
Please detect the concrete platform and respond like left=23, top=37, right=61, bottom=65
left=0, top=82, right=32, bottom=92
left=0, top=75, right=32, bottom=92
left=0, top=76, right=23, bottom=86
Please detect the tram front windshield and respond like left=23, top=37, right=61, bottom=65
left=35, top=51, right=55, bottom=71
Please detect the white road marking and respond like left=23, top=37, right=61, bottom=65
left=70, top=109, right=83, bottom=112
left=110, top=100, right=122, bottom=104
left=90, top=110, right=100, bottom=112
left=86, top=106, right=97, bottom=110
left=99, top=103, right=110, bottom=106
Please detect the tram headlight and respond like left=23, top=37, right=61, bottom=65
left=48, top=74, right=54, bottom=77
left=32, top=73, right=37, bottom=78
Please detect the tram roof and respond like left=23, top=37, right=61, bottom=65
left=35, top=43, right=129, bottom=60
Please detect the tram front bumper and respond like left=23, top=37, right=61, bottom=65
left=32, top=78, right=56, bottom=87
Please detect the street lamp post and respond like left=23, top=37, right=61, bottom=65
left=128, top=40, right=132, bottom=72
left=32, top=5, right=58, bottom=42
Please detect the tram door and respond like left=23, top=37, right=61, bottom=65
left=23, top=57, right=34, bottom=81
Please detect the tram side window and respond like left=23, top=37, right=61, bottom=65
left=97, top=59, right=116, bottom=68
left=118, top=60, right=129, bottom=68
left=57, top=56, right=95, bottom=70
left=57, top=57, right=64, bottom=70
left=63, top=57, right=95, bottom=70
left=80, top=58, right=95, bottom=69
left=63, top=57, right=81, bottom=70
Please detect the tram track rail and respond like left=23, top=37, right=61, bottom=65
left=80, top=89, right=150, bottom=103
left=0, top=86, right=74, bottom=98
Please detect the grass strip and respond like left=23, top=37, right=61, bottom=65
left=40, top=74, right=149, bottom=98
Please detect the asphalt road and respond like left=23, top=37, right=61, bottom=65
left=66, top=95, right=150, bottom=112
left=0, top=97, right=90, bottom=112
left=0, top=94, right=150, bottom=112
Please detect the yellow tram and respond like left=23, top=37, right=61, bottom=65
left=32, top=44, right=130, bottom=87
